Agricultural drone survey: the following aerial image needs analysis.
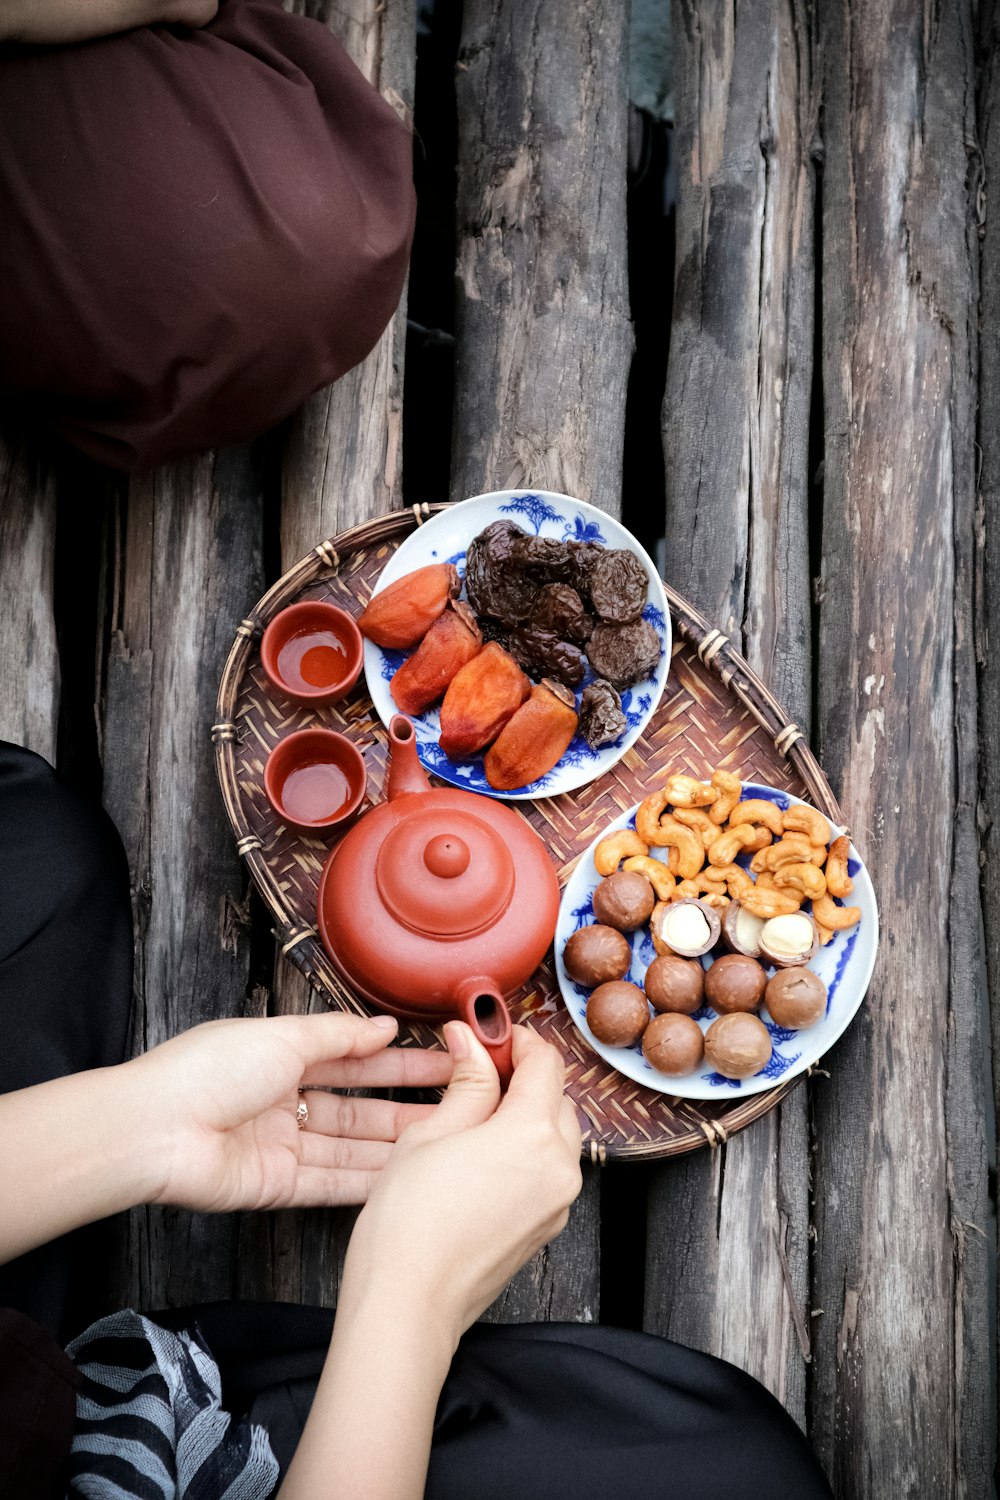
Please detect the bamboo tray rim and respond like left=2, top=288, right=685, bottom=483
left=213, top=503, right=846, bottom=1161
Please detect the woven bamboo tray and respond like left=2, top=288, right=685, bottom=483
left=214, top=505, right=843, bottom=1161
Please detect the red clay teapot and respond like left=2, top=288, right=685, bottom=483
left=316, top=716, right=560, bottom=1083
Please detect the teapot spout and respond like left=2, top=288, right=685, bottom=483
left=386, top=715, right=432, bottom=800
left=454, top=978, right=514, bottom=1088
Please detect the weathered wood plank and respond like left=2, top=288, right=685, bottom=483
left=101, top=450, right=264, bottom=1308
left=0, top=431, right=58, bottom=761
left=978, top=8, right=1000, bottom=1488
left=451, top=0, right=633, bottom=511
left=452, top=0, right=631, bottom=1321
left=241, top=0, right=417, bottom=1309
left=645, top=0, right=817, bottom=1427
left=812, top=2, right=991, bottom=1493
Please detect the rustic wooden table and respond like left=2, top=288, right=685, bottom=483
left=1, top=1, right=997, bottom=1494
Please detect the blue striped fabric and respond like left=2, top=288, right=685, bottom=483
left=66, top=1312, right=279, bottom=1500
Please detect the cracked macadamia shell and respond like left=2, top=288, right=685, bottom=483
left=592, top=870, right=656, bottom=932
left=650, top=898, right=720, bottom=958
left=643, top=955, right=705, bottom=1015
left=703, top=1012, right=773, bottom=1079
left=758, top=912, right=819, bottom=968
left=764, top=967, right=827, bottom=1028
left=722, top=900, right=766, bottom=958
left=642, top=1013, right=705, bottom=1075
left=704, top=953, right=767, bottom=1014
left=563, top=924, right=632, bottom=988
left=586, top=981, right=650, bottom=1047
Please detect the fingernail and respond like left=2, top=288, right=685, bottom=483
left=445, top=1021, right=469, bottom=1060
left=370, top=1015, right=398, bottom=1030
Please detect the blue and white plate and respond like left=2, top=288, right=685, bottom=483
left=554, top=782, right=879, bottom=1099
left=363, top=491, right=671, bottom=800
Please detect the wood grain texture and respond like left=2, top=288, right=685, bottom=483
left=0, top=432, right=59, bottom=760
left=280, top=0, right=415, bottom=558
left=451, top=0, right=633, bottom=511
left=645, top=0, right=817, bottom=1427
left=978, top=9, right=1000, bottom=1488
left=101, top=451, right=264, bottom=1308
left=249, top=0, right=417, bottom=1308
left=451, top=0, right=632, bottom=1317
left=813, top=2, right=992, bottom=1493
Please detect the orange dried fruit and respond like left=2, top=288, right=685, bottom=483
left=389, top=603, right=481, bottom=716
left=438, top=642, right=531, bottom=759
left=359, top=563, right=460, bottom=650
left=484, top=678, right=578, bottom=791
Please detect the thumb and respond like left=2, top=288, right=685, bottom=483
left=417, top=1022, right=501, bottom=1139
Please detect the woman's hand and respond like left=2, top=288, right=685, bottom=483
left=0, top=1011, right=452, bottom=1266
left=0, top=0, right=218, bottom=46
left=342, top=1020, right=583, bottom=1349
left=278, top=1022, right=583, bottom=1500
left=129, top=1012, right=454, bottom=1214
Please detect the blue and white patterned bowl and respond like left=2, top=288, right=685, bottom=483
left=554, top=782, right=879, bottom=1100
left=363, top=491, right=671, bottom=800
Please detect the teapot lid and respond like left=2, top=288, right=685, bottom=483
left=374, top=806, right=514, bottom=938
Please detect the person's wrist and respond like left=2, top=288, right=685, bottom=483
left=338, top=1244, right=462, bottom=1371
left=110, top=1056, right=181, bottom=1206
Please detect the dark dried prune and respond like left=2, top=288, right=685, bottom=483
left=589, top=549, right=649, bottom=623
left=578, top=680, right=627, bottom=748
left=566, top=543, right=603, bottom=603
left=586, top=617, right=661, bottom=688
left=465, top=521, right=539, bottom=623
left=535, top=583, right=593, bottom=644
left=511, top=534, right=574, bottom=580
left=501, top=624, right=587, bottom=688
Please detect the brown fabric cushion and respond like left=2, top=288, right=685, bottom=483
left=0, top=1307, right=80, bottom=1500
left=0, top=0, right=414, bottom=470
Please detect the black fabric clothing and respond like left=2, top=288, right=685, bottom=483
left=0, top=738, right=833, bottom=1498
left=0, top=1306, right=79, bottom=1500
left=0, top=742, right=133, bottom=1341
left=158, top=1302, right=832, bottom=1499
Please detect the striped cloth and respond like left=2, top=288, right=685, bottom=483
left=65, top=1311, right=279, bottom=1500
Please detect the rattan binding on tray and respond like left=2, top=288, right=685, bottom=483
left=214, top=505, right=843, bottom=1160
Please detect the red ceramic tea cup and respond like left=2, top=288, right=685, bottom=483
left=260, top=601, right=363, bottom=706
left=264, top=728, right=367, bottom=835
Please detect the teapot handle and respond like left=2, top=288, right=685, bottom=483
left=455, top=979, right=513, bottom=1089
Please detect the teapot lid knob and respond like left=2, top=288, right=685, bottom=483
left=423, top=834, right=470, bottom=879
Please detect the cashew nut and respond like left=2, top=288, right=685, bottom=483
left=707, top=824, right=759, bottom=866
left=672, top=806, right=719, bottom=849
left=782, top=804, right=832, bottom=847
left=825, top=835, right=855, bottom=898
left=659, top=820, right=707, bottom=880
left=594, top=828, right=648, bottom=877
left=635, top=789, right=673, bottom=846
left=708, top=769, right=743, bottom=825
left=664, top=774, right=719, bottom=809
left=622, top=854, right=675, bottom=902
left=728, top=799, right=785, bottom=837
left=815, top=922, right=836, bottom=946
left=672, top=876, right=726, bottom=900
left=812, top=893, right=862, bottom=931
left=745, top=826, right=773, bottom=853
left=740, top=885, right=802, bottom=919
left=700, top=892, right=731, bottom=913
left=703, top=863, right=755, bottom=900
left=773, top=862, right=828, bottom=901
left=750, top=834, right=814, bottom=874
